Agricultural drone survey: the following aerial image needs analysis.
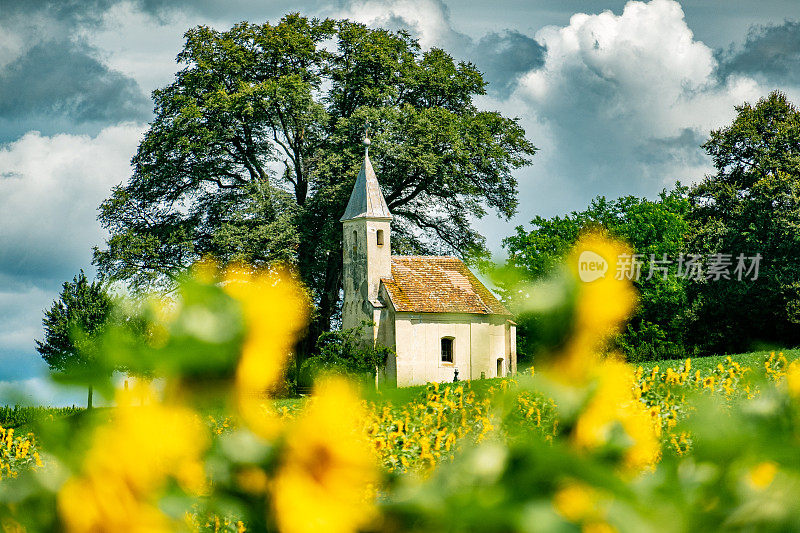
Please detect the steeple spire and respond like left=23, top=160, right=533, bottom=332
left=340, top=134, right=392, bottom=221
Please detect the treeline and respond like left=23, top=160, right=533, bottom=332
left=502, top=92, right=800, bottom=362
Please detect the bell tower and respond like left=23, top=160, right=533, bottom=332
left=340, top=136, right=392, bottom=332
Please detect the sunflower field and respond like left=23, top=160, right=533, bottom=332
left=2, top=234, right=800, bottom=532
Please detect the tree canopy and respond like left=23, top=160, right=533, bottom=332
left=687, top=91, right=800, bottom=353
left=503, top=91, right=800, bottom=360
left=94, top=14, right=536, bottom=343
left=35, top=271, right=113, bottom=407
left=502, top=189, right=691, bottom=362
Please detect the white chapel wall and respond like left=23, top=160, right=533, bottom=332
left=392, top=312, right=512, bottom=386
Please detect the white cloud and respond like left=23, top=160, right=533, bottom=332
left=521, top=0, right=716, bottom=129
left=0, top=123, right=144, bottom=274
left=334, top=0, right=468, bottom=49
left=0, top=123, right=144, bottom=380
left=542, top=1, right=777, bottom=143
left=496, top=0, right=776, bottom=229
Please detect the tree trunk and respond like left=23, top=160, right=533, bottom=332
left=299, top=248, right=343, bottom=361
left=87, top=385, right=93, bottom=409
left=317, top=248, right=343, bottom=334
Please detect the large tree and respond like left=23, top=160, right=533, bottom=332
left=502, top=188, right=691, bottom=362
left=94, top=14, right=535, bottom=347
left=36, top=271, right=113, bottom=408
left=687, top=91, right=800, bottom=354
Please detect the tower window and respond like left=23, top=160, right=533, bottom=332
left=352, top=230, right=357, bottom=253
left=441, top=337, right=454, bottom=363
left=377, top=229, right=384, bottom=246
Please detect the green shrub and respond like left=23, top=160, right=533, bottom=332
left=299, top=322, right=393, bottom=387
left=616, top=321, right=695, bottom=363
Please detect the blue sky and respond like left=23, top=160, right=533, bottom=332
left=0, top=0, right=798, bottom=404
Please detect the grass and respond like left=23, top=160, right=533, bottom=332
left=0, top=406, right=84, bottom=431
left=4, top=350, right=798, bottom=416
left=638, top=348, right=800, bottom=372
left=360, top=349, right=800, bottom=401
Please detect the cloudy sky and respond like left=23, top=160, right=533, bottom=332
left=1, top=0, right=798, bottom=403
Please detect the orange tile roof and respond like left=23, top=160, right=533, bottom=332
left=381, top=256, right=511, bottom=315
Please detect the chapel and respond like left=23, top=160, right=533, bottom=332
left=340, top=138, right=517, bottom=386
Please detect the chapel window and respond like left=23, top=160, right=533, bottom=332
left=377, top=229, right=384, bottom=246
left=441, top=337, right=454, bottom=363
left=352, top=230, right=357, bottom=253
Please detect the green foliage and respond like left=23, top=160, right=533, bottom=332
left=687, top=90, right=800, bottom=354
left=35, top=271, right=115, bottom=406
left=36, top=271, right=112, bottom=373
left=300, top=322, right=392, bottom=385
left=8, top=258, right=800, bottom=532
left=502, top=90, right=800, bottom=360
left=96, top=271, right=248, bottom=400
left=93, top=14, right=536, bottom=347
left=501, top=188, right=692, bottom=362
left=0, top=406, right=83, bottom=430
left=616, top=320, right=689, bottom=364
left=376, top=368, right=800, bottom=532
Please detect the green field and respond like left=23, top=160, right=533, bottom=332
left=2, top=349, right=797, bottom=423
left=638, top=349, right=800, bottom=372
left=214, top=348, right=800, bottom=413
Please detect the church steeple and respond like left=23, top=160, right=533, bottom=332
left=340, top=135, right=393, bottom=333
left=340, top=137, right=392, bottom=221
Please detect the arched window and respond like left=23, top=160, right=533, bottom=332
left=352, top=230, right=357, bottom=253
left=376, top=229, right=384, bottom=246
left=441, top=337, right=454, bottom=363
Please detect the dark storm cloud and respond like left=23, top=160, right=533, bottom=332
left=0, top=0, right=116, bottom=24
left=638, top=128, right=709, bottom=166
left=0, top=40, right=149, bottom=124
left=470, top=31, right=546, bottom=97
left=0, top=0, right=152, bottom=141
left=0, top=0, right=293, bottom=26
left=133, top=0, right=326, bottom=21
left=717, top=20, right=800, bottom=85
left=0, top=0, right=276, bottom=22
